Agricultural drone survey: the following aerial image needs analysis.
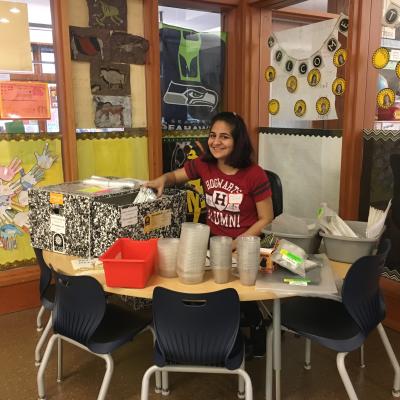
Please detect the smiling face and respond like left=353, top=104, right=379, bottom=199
left=208, top=120, right=235, bottom=164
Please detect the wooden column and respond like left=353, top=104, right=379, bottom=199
left=51, top=0, right=78, bottom=181
left=339, top=0, right=382, bottom=219
left=143, top=1, right=163, bottom=179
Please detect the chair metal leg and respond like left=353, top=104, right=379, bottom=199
left=266, top=325, right=273, bottom=400
left=35, top=315, right=52, bottom=366
left=377, top=323, right=400, bottom=397
left=57, top=338, right=63, bottom=382
left=141, top=365, right=160, bottom=400
left=238, top=358, right=245, bottom=399
left=37, top=333, right=59, bottom=400
left=336, top=352, right=358, bottom=400
left=36, top=306, right=46, bottom=332
left=359, top=345, right=365, bottom=368
left=96, top=354, right=114, bottom=400
left=161, top=371, right=169, bottom=395
left=148, top=325, right=162, bottom=394
left=304, top=338, right=311, bottom=370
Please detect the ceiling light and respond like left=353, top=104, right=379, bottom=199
left=0, top=18, right=10, bottom=23
left=9, top=7, right=20, bottom=14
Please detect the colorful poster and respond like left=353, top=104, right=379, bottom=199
left=0, top=82, right=50, bottom=119
left=0, top=137, right=63, bottom=269
left=159, top=24, right=226, bottom=130
left=162, top=135, right=208, bottom=223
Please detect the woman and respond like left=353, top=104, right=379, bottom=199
left=147, top=111, right=274, bottom=358
left=146, top=111, right=274, bottom=248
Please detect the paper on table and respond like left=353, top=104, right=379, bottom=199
left=71, top=258, right=103, bottom=271
left=366, top=200, right=391, bottom=238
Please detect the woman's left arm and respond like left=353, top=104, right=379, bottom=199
left=232, top=197, right=274, bottom=249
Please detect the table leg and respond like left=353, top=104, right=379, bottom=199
left=273, top=298, right=281, bottom=400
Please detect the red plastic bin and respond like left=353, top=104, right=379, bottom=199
left=99, top=238, right=158, bottom=288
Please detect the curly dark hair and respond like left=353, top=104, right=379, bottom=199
left=202, top=112, right=254, bottom=168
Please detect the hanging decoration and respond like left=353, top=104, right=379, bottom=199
left=266, top=13, right=348, bottom=120
left=396, top=62, right=400, bottom=79
left=332, top=78, right=346, bottom=96
left=372, top=47, right=390, bottom=69
left=268, top=99, right=280, bottom=115
left=382, top=1, right=400, bottom=27
left=333, top=48, right=347, bottom=67
left=377, top=88, right=395, bottom=109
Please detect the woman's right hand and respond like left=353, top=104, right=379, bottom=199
left=144, top=174, right=168, bottom=197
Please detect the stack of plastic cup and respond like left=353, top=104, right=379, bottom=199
left=156, top=238, right=180, bottom=278
left=210, top=236, right=232, bottom=284
left=177, top=222, right=210, bottom=284
left=237, top=236, right=260, bottom=286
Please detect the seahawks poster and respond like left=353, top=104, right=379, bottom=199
left=160, top=23, right=226, bottom=130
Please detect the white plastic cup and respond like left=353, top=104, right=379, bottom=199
left=210, top=236, right=232, bottom=284
left=237, top=236, right=260, bottom=286
left=157, top=238, right=180, bottom=278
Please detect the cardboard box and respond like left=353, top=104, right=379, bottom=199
left=29, top=181, right=186, bottom=257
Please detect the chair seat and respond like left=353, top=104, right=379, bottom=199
left=281, top=297, right=365, bottom=352
left=88, top=304, right=152, bottom=354
left=41, top=283, right=55, bottom=310
left=154, top=332, right=244, bottom=370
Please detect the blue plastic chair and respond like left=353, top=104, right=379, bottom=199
left=33, top=247, right=56, bottom=367
left=268, top=239, right=400, bottom=399
left=141, top=287, right=254, bottom=400
left=37, top=271, right=153, bottom=400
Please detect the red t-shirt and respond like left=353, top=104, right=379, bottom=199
left=184, top=158, right=272, bottom=238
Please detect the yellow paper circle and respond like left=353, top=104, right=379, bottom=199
left=286, top=76, right=298, bottom=93
left=316, top=97, right=330, bottom=115
left=377, top=88, right=395, bottom=109
left=268, top=99, right=280, bottom=115
left=372, top=47, right=390, bottom=69
left=264, top=66, right=276, bottom=82
left=294, top=100, right=306, bottom=117
left=307, top=69, right=321, bottom=87
left=333, top=48, right=347, bottom=67
left=332, top=78, right=346, bottom=96
left=396, top=62, right=400, bottom=79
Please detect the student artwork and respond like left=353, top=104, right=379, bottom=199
left=264, top=66, right=276, bottom=82
left=267, top=14, right=347, bottom=121
left=90, top=62, right=130, bottom=95
left=87, top=0, right=127, bottom=31
left=372, top=47, right=390, bottom=69
left=93, top=95, right=131, bottom=128
left=69, top=26, right=110, bottom=62
left=396, top=62, right=400, bottom=79
left=307, top=68, right=321, bottom=86
left=286, top=76, right=297, bottom=93
left=294, top=100, right=306, bottom=117
left=109, top=31, right=149, bottom=65
left=377, top=88, right=395, bottom=109
left=0, top=143, right=59, bottom=259
left=333, top=48, right=347, bottom=67
left=316, top=97, right=330, bottom=115
left=332, top=77, right=346, bottom=96
left=268, top=99, right=280, bottom=115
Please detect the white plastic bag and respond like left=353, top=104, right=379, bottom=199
left=317, top=203, right=358, bottom=237
left=271, top=239, right=307, bottom=277
left=271, top=213, right=311, bottom=235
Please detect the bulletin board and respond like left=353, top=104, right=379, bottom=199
left=0, top=82, right=50, bottom=119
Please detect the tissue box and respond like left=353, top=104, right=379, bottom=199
left=29, top=181, right=186, bottom=257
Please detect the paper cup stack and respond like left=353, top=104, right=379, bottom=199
left=156, top=238, right=180, bottom=277
left=237, top=236, right=260, bottom=286
left=210, top=236, right=232, bottom=284
left=177, top=222, right=210, bottom=284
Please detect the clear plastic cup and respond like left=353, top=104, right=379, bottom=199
left=236, top=236, right=260, bottom=286
left=157, top=238, right=179, bottom=278
left=210, top=236, right=232, bottom=284
left=237, top=267, right=259, bottom=286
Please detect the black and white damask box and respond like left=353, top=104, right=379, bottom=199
left=29, top=181, right=186, bottom=257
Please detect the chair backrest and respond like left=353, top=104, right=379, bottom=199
left=341, top=239, right=391, bottom=335
left=52, top=271, right=106, bottom=345
left=264, top=169, right=283, bottom=217
left=33, top=247, right=52, bottom=299
left=152, top=287, right=240, bottom=367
